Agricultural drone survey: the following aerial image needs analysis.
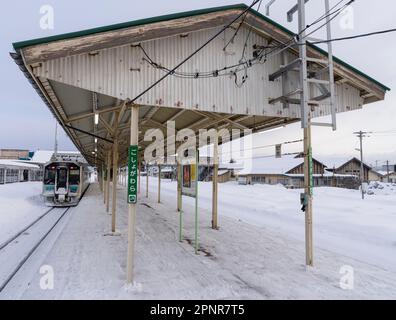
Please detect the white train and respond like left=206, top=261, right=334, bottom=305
left=42, top=155, right=90, bottom=207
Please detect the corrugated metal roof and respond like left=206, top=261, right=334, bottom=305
left=12, top=3, right=390, bottom=92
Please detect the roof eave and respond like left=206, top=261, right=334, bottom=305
left=12, top=3, right=389, bottom=93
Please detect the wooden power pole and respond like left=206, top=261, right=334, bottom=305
left=354, top=131, right=370, bottom=200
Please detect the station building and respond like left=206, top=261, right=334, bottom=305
left=0, top=159, right=41, bottom=184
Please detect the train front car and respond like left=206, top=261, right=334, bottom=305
left=43, top=161, right=89, bottom=206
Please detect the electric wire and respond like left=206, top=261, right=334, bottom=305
left=129, top=0, right=262, bottom=103
left=134, top=0, right=353, bottom=86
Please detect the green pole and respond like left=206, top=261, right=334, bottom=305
left=179, top=164, right=183, bottom=242
left=195, top=150, right=199, bottom=255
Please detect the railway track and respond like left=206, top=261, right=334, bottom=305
left=0, top=207, right=71, bottom=293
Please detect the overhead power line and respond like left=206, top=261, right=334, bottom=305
left=135, top=0, right=351, bottom=85
left=306, top=28, right=396, bottom=45
left=263, top=0, right=354, bottom=59
left=217, top=138, right=303, bottom=156
left=129, top=0, right=262, bottom=103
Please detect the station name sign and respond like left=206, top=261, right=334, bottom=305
left=128, top=145, right=138, bottom=204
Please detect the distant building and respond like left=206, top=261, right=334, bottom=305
left=237, top=154, right=328, bottom=188
left=377, top=170, right=396, bottom=183
left=387, top=172, right=396, bottom=183
left=0, top=159, right=41, bottom=184
left=0, top=149, right=30, bottom=160
left=330, top=157, right=383, bottom=182
left=0, top=149, right=89, bottom=185
left=237, top=155, right=362, bottom=189
left=378, top=163, right=396, bottom=172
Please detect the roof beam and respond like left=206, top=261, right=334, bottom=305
left=193, top=110, right=248, bottom=130
left=99, top=115, right=115, bottom=137
left=65, top=124, right=114, bottom=144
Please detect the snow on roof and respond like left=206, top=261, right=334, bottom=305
left=0, top=159, right=40, bottom=169
left=31, top=150, right=54, bottom=164
left=238, top=155, right=303, bottom=175
left=376, top=170, right=395, bottom=177
left=218, top=170, right=230, bottom=176
left=317, top=157, right=372, bottom=170
left=219, top=162, right=244, bottom=170
left=31, top=150, right=80, bottom=164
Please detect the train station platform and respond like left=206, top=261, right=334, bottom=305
left=3, top=181, right=396, bottom=299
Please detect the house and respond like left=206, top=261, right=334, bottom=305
left=208, top=161, right=244, bottom=183
left=237, top=154, right=327, bottom=188
left=377, top=170, right=396, bottom=183
left=387, top=172, right=396, bottom=183
left=237, top=154, right=364, bottom=189
left=330, top=157, right=383, bottom=182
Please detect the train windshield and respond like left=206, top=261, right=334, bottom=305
left=44, top=167, right=56, bottom=185
left=69, top=169, right=80, bottom=185
left=57, top=168, right=68, bottom=190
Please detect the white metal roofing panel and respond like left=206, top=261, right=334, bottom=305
left=33, top=26, right=364, bottom=119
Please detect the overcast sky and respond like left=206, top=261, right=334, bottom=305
left=0, top=0, right=395, bottom=165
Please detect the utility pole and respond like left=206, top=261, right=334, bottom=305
left=354, top=131, right=370, bottom=199
left=266, top=0, right=337, bottom=268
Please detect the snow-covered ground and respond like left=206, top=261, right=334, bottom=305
left=150, top=179, right=396, bottom=272
left=1, top=179, right=396, bottom=299
left=0, top=182, right=47, bottom=245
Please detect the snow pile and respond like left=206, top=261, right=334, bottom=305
left=367, top=181, right=396, bottom=196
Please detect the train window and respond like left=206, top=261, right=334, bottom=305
left=57, top=168, right=68, bottom=189
left=69, top=169, right=80, bottom=185
left=44, top=168, right=56, bottom=185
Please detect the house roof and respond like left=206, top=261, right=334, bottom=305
left=238, top=155, right=303, bottom=175
left=0, top=159, right=40, bottom=170
left=31, top=150, right=55, bottom=164
left=376, top=170, right=395, bottom=176
left=335, top=157, right=372, bottom=171
left=12, top=3, right=389, bottom=92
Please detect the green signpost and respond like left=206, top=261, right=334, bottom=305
left=127, top=145, right=139, bottom=204
left=309, top=146, right=313, bottom=196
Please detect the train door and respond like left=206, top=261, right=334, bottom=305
left=56, top=167, right=68, bottom=191
left=23, top=170, right=29, bottom=182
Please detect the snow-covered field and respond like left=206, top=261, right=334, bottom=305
left=0, top=179, right=396, bottom=299
left=0, top=182, right=47, bottom=245
left=154, top=179, right=396, bottom=272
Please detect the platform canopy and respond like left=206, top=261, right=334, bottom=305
left=11, top=3, right=389, bottom=166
